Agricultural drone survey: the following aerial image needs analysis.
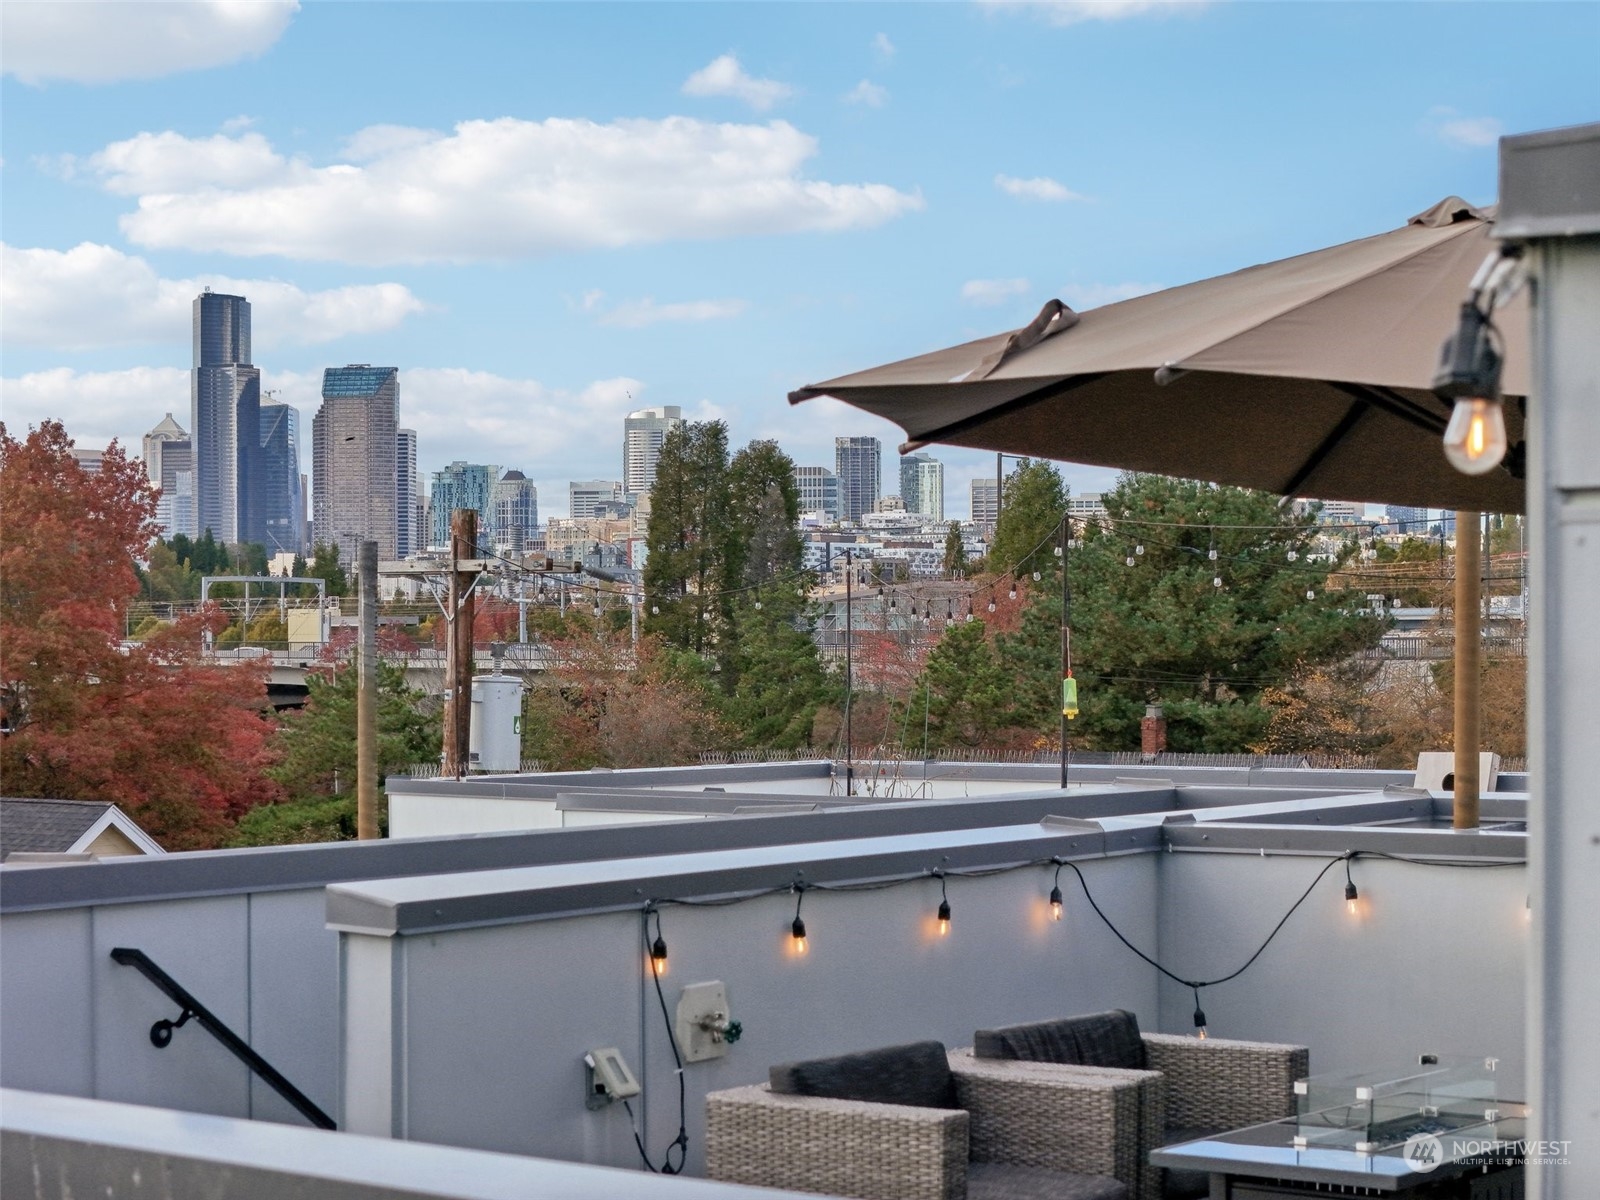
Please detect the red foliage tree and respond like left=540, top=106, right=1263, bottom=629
left=1, top=421, right=280, bottom=848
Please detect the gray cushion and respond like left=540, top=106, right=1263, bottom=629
left=967, top=1162, right=1128, bottom=1200
left=973, top=1010, right=1145, bottom=1071
left=768, top=1039, right=957, bottom=1109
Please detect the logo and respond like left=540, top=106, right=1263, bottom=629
left=1403, top=1133, right=1443, bottom=1172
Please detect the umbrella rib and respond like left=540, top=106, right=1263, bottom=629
left=1328, top=381, right=1448, bottom=435
left=905, top=373, right=1108, bottom=449
left=1279, top=400, right=1369, bottom=498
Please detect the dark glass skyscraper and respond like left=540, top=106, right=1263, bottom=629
left=191, top=290, right=261, bottom=545
left=259, top=396, right=305, bottom=555
left=835, top=436, right=881, bottom=523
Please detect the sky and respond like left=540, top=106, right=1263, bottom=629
left=2, top=1, right=1596, bottom=521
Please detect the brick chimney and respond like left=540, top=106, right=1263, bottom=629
left=1140, top=704, right=1167, bottom=760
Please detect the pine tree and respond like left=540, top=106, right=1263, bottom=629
left=988, top=459, right=1066, bottom=579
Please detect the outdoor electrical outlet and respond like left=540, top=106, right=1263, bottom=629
left=583, top=1046, right=640, bottom=1110
left=675, top=981, right=741, bottom=1063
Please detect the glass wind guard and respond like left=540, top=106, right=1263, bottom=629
left=1292, top=1055, right=1503, bottom=1153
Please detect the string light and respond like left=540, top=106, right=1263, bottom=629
left=1192, top=987, right=1209, bottom=1039
left=1344, top=855, right=1360, bottom=915
left=1049, top=860, right=1065, bottom=922
left=1135, top=543, right=1145, bottom=556
left=1032, top=571, right=1041, bottom=582
left=1008, top=584, right=1017, bottom=601
left=935, top=871, right=951, bottom=936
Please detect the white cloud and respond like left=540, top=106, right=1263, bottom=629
left=1, top=1, right=298, bottom=85
left=220, top=115, right=256, bottom=134
left=85, top=121, right=920, bottom=265
left=872, top=33, right=896, bottom=59
left=1422, top=107, right=1503, bottom=149
left=0, top=366, right=191, bottom=452
left=1056, top=280, right=1165, bottom=309
left=961, top=278, right=1032, bottom=306
left=597, top=297, right=749, bottom=329
left=1, top=242, right=427, bottom=351
left=979, top=0, right=1212, bottom=26
left=844, top=80, right=889, bottom=108
left=85, top=130, right=287, bottom=195
left=995, top=173, right=1083, bottom=202
left=682, top=54, right=795, bottom=111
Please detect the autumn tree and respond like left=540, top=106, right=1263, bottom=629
left=1, top=421, right=280, bottom=848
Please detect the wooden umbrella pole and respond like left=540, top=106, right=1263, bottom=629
left=1453, top=509, right=1481, bottom=829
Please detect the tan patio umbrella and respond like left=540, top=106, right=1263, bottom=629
left=790, top=198, right=1527, bottom=514
left=793, top=197, right=1527, bottom=825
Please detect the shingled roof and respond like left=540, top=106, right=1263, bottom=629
left=0, top=798, right=161, bottom=860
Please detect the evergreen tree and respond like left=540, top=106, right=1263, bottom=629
left=306, top=542, right=349, bottom=596
left=920, top=619, right=1012, bottom=747
left=727, top=440, right=803, bottom=588
left=997, top=473, right=1384, bottom=752
left=643, top=422, right=731, bottom=653
left=943, top=521, right=968, bottom=576
left=988, top=459, right=1066, bottom=579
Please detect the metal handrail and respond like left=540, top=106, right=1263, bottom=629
left=110, top=947, right=336, bottom=1129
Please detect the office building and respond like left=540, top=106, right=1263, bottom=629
left=142, top=414, right=195, bottom=539
left=191, top=289, right=261, bottom=544
left=491, top=470, right=539, bottom=554
left=258, top=396, right=304, bottom=556
left=1384, top=504, right=1429, bottom=535
left=971, top=478, right=999, bottom=531
left=793, top=466, right=840, bottom=522
left=622, top=405, right=683, bottom=501
left=396, top=429, right=421, bottom=559
left=1311, top=498, right=1362, bottom=527
left=312, top=366, right=399, bottom=564
left=835, top=436, right=881, bottom=523
left=1068, top=492, right=1108, bottom=526
left=569, top=479, right=624, bottom=521
left=427, top=462, right=498, bottom=550
left=899, top=452, right=945, bottom=522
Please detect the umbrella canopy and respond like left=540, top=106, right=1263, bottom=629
left=791, top=198, right=1527, bottom=513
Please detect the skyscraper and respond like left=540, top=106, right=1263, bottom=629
left=1384, top=504, right=1429, bottom=535
left=970, top=478, right=999, bottom=532
left=428, top=462, right=498, bottom=549
left=834, top=436, right=881, bottom=524
left=313, top=366, right=399, bottom=565
left=396, top=429, right=421, bottom=559
left=191, top=290, right=261, bottom=544
left=623, top=405, right=684, bottom=501
left=142, top=413, right=195, bottom=539
left=899, top=452, right=944, bottom=522
left=491, top=470, right=539, bottom=554
left=258, top=395, right=304, bottom=555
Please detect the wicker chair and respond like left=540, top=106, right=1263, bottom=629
left=971, top=1011, right=1309, bottom=1200
left=705, top=1039, right=1138, bottom=1200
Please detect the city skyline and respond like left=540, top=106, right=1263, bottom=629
left=4, top=3, right=1595, bottom=520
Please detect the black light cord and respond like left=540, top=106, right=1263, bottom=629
left=636, top=907, right=689, bottom=1174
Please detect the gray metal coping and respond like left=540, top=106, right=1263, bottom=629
left=0, top=1088, right=799, bottom=1200
left=0, top=784, right=1179, bottom=914
left=325, top=819, right=1160, bottom=937
left=1164, top=821, right=1526, bottom=860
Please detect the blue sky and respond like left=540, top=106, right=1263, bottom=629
left=3, top=1, right=1595, bottom=519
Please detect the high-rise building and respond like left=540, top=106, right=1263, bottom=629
left=1068, top=492, right=1107, bottom=525
left=143, top=413, right=195, bottom=539
left=1311, top=498, right=1362, bottom=527
left=491, top=470, right=539, bottom=554
left=569, top=480, right=624, bottom=521
left=191, top=290, right=261, bottom=544
left=312, top=365, right=399, bottom=565
left=258, top=396, right=304, bottom=555
left=899, top=452, right=944, bottom=522
left=970, top=478, right=999, bottom=531
left=835, top=436, right=881, bottom=523
left=429, top=461, right=498, bottom=549
left=793, top=466, right=840, bottom=522
left=1384, top=504, right=1429, bottom=535
left=623, top=405, right=684, bottom=501
left=396, top=429, right=421, bottom=559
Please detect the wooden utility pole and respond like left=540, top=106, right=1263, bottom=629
left=356, top=541, right=380, bottom=840
left=441, top=509, right=478, bottom=778
left=1453, top=509, right=1481, bottom=829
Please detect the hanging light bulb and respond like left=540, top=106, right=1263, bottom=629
left=1344, top=857, right=1359, bottom=916
left=1008, top=585, right=1017, bottom=601
left=1192, top=990, right=1209, bottom=1040
left=650, top=604, right=659, bottom=615
left=1049, top=884, right=1064, bottom=922
left=1135, top=543, right=1145, bottom=556
left=1054, top=546, right=1063, bottom=558
left=1032, top=570, right=1041, bottom=582
left=1287, top=550, right=1299, bottom=562
left=754, top=600, right=762, bottom=610
left=649, top=933, right=668, bottom=977
left=1213, top=575, right=1223, bottom=588
left=987, top=595, right=997, bottom=613
left=935, top=873, right=951, bottom=936
left=889, top=595, right=898, bottom=611
left=1208, top=547, right=1218, bottom=561
left=593, top=602, right=602, bottom=617
left=1306, top=588, right=1316, bottom=601
left=791, top=916, right=808, bottom=955
left=1442, top=396, right=1509, bottom=475
left=1125, top=554, right=1136, bottom=568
